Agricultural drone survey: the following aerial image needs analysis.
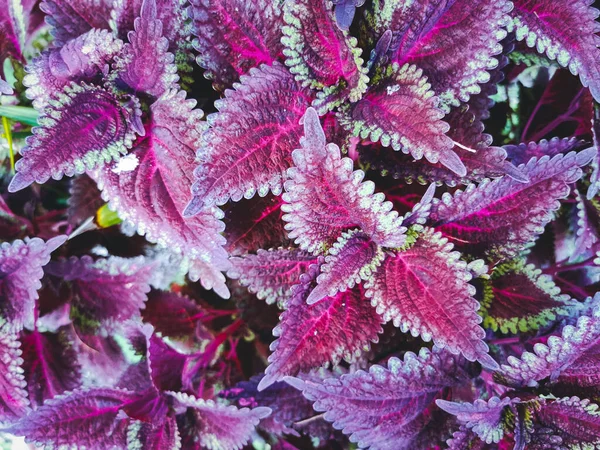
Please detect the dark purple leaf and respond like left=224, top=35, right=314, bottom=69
left=0, top=322, right=29, bottom=422
left=504, top=137, right=582, bottom=167
left=40, top=0, right=113, bottom=45
left=190, top=0, right=284, bottom=91
left=126, top=415, right=180, bottom=450
left=141, top=290, right=202, bottom=339
left=0, top=0, right=26, bottom=64
left=67, top=174, right=103, bottom=227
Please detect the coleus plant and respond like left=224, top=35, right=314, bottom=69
left=1, top=0, right=600, bottom=448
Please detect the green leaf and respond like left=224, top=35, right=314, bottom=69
left=0, top=105, right=39, bottom=126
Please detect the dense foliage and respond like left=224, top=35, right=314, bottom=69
left=1, top=0, right=600, bottom=448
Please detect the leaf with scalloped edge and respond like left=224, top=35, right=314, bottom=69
left=429, top=148, right=597, bottom=259
left=508, top=0, right=600, bottom=102
left=437, top=396, right=518, bottom=444
left=364, top=0, right=510, bottom=107
left=498, top=295, right=600, bottom=387
left=24, top=29, right=124, bottom=110
left=402, top=184, right=437, bottom=227
left=0, top=321, right=29, bottom=423
left=93, top=89, right=231, bottom=298
left=307, top=229, right=384, bottom=304
left=127, top=416, right=180, bottom=450
left=0, top=236, right=66, bottom=332
left=282, top=107, right=406, bottom=254
left=480, top=260, right=573, bottom=334
left=228, top=248, right=318, bottom=308
left=0, top=0, right=26, bottom=64
left=110, top=0, right=178, bottom=98
left=259, top=264, right=383, bottom=390
left=573, top=189, right=600, bottom=260
left=185, top=63, right=312, bottom=215
left=338, top=63, right=464, bottom=176
left=7, top=387, right=137, bottom=448
left=282, top=0, right=368, bottom=112
left=44, top=255, right=151, bottom=331
left=285, top=346, right=473, bottom=450
left=365, top=227, right=497, bottom=369
left=8, top=82, right=142, bottom=192
left=168, top=391, right=271, bottom=450
left=21, top=329, right=81, bottom=408
left=190, top=0, right=284, bottom=91
left=504, top=137, right=582, bottom=167
left=40, top=0, right=113, bottom=45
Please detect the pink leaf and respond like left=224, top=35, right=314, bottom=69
left=259, top=264, right=383, bottom=390
left=190, top=0, right=284, bottom=91
left=9, top=83, right=142, bottom=192
left=282, top=107, right=406, bottom=254
left=126, top=415, right=180, bottom=450
left=307, top=229, right=384, bottom=304
left=228, top=248, right=318, bottom=308
left=141, top=290, right=202, bottom=339
left=185, top=63, right=312, bottom=214
left=0, top=0, right=27, bottom=63
left=21, top=329, right=81, bottom=407
left=285, top=347, right=473, bottom=449
left=93, top=89, right=231, bottom=298
left=508, top=0, right=600, bottom=102
left=338, top=63, right=463, bottom=176
left=0, top=323, right=29, bottom=422
left=168, top=391, right=271, bottom=450
left=365, top=227, right=497, bottom=369
left=0, top=236, right=66, bottom=331
left=429, top=148, right=596, bottom=259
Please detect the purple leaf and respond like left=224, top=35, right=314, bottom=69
left=504, top=137, right=582, bottom=167
left=185, top=63, right=312, bottom=214
left=9, top=82, right=142, bottom=192
left=21, top=329, right=81, bottom=407
left=0, top=77, right=13, bottom=95
left=45, top=255, right=151, bottom=329
left=282, top=0, right=369, bottom=112
left=67, top=174, right=104, bottom=227
left=573, top=188, right=600, bottom=259
left=402, top=183, right=437, bottom=227
left=190, top=0, right=284, bottom=91
left=365, top=227, right=497, bottom=369
left=0, top=235, right=66, bottom=331
left=168, top=391, right=271, bottom=450
left=259, top=264, right=383, bottom=390
left=0, top=322, right=29, bottom=422
left=228, top=248, right=318, bottom=308
left=282, top=107, right=406, bottom=254
left=141, top=290, right=202, bottom=339
left=24, top=29, right=124, bottom=110
left=307, top=230, right=384, bottom=304
left=333, top=0, right=365, bottom=31
left=8, top=388, right=137, bottom=448
left=111, top=0, right=179, bottom=97
left=499, top=296, right=600, bottom=387
left=285, top=347, right=473, bottom=449
left=40, top=0, right=113, bottom=45
left=126, top=415, right=180, bottom=450
left=480, top=260, right=572, bottom=334
left=429, top=148, right=596, bottom=259
left=93, top=90, right=231, bottom=298
left=508, top=0, right=600, bottom=102
left=0, top=0, right=26, bottom=64
left=437, top=396, right=517, bottom=444
left=338, top=63, right=464, bottom=176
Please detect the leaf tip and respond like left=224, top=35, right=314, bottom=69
left=8, top=172, right=33, bottom=193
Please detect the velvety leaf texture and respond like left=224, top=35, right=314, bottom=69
left=168, top=392, right=271, bottom=450
left=141, top=290, right=202, bottom=339
left=190, top=0, right=284, bottom=91
left=364, top=227, right=497, bottom=369
left=508, top=0, right=600, bottom=102
left=0, top=0, right=26, bottom=64
left=429, top=148, right=596, bottom=259
left=8, top=388, right=137, bottom=449
left=111, top=0, right=179, bottom=98
left=338, top=63, right=464, bottom=176
left=480, top=260, right=572, bottom=334
left=0, top=236, right=65, bottom=331
left=228, top=248, right=318, bottom=308
left=186, top=63, right=312, bottom=214
left=93, top=90, right=231, bottom=298
left=9, top=83, right=142, bottom=192
left=259, top=263, right=383, bottom=390
left=40, top=0, right=112, bottom=45
left=0, top=322, right=29, bottom=423
left=127, top=416, right=181, bottom=450
left=282, top=108, right=406, bottom=254
left=24, top=29, right=124, bottom=110
left=286, top=347, right=472, bottom=450
left=282, top=0, right=369, bottom=111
